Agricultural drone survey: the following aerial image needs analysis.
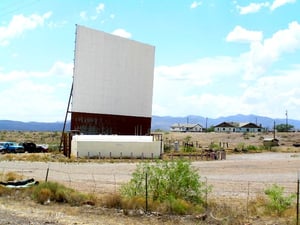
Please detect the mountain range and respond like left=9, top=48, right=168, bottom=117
left=0, top=114, right=299, bottom=132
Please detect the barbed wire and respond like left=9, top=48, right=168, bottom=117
left=1, top=164, right=299, bottom=198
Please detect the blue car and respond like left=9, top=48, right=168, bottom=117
left=2, top=142, right=25, bottom=153
left=0, top=142, right=5, bottom=153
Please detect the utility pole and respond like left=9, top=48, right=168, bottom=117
left=286, top=110, right=288, bottom=132
left=273, top=121, right=276, bottom=139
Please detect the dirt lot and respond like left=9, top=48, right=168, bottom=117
left=1, top=132, right=300, bottom=224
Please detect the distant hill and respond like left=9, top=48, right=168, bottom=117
left=0, top=114, right=299, bottom=132
left=0, top=120, right=70, bottom=131
left=151, top=114, right=300, bottom=131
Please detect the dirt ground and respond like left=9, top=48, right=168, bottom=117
left=1, top=132, right=300, bottom=224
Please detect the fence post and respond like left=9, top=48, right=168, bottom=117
left=247, top=181, right=250, bottom=223
left=205, top=177, right=208, bottom=211
left=45, top=167, right=49, bottom=182
left=297, top=174, right=299, bottom=225
left=145, top=171, right=148, bottom=213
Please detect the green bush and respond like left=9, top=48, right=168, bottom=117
left=32, top=181, right=96, bottom=206
left=167, top=196, right=192, bottom=215
left=121, top=160, right=210, bottom=214
left=264, top=184, right=296, bottom=216
left=209, top=142, right=221, bottom=151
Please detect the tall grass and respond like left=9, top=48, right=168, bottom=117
left=32, top=181, right=97, bottom=206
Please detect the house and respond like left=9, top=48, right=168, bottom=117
left=237, top=122, right=263, bottom=133
left=214, top=122, right=263, bottom=133
left=170, top=123, right=203, bottom=132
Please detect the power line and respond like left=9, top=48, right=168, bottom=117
left=0, top=0, right=41, bottom=19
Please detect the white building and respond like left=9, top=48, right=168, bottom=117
left=214, top=122, right=264, bottom=133
left=170, top=123, right=203, bottom=132
left=71, top=135, right=163, bottom=158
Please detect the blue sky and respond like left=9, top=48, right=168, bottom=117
left=0, top=0, right=300, bottom=122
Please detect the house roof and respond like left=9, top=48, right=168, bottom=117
left=214, top=122, right=262, bottom=128
left=239, top=122, right=261, bottom=128
left=171, top=123, right=202, bottom=128
left=214, top=122, right=236, bottom=128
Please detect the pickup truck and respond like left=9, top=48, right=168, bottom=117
left=20, top=142, right=48, bottom=153
left=2, top=142, right=25, bottom=153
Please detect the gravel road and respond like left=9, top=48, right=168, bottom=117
left=1, top=152, right=300, bottom=224
left=1, top=152, right=300, bottom=197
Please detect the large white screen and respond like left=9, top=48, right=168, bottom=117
left=72, top=25, right=155, bottom=117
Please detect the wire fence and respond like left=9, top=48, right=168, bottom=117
left=1, top=162, right=298, bottom=200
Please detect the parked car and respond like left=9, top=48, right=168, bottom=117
left=36, top=144, right=48, bottom=152
left=0, top=142, right=6, bottom=153
left=2, top=142, right=25, bottom=153
left=21, top=142, right=48, bottom=153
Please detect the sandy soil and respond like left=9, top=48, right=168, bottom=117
left=1, top=152, right=300, bottom=224
left=1, top=132, right=300, bottom=224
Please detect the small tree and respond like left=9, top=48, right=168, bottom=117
left=206, top=125, right=215, bottom=132
left=183, top=135, right=195, bottom=152
left=121, top=160, right=210, bottom=209
left=275, top=123, right=294, bottom=132
left=264, top=184, right=296, bottom=216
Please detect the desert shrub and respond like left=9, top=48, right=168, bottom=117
left=248, top=195, right=268, bottom=216
left=32, top=181, right=96, bottom=206
left=163, top=144, right=171, bottom=152
left=0, top=186, right=13, bottom=196
left=243, top=133, right=250, bottom=139
left=65, top=191, right=88, bottom=206
left=35, top=188, right=52, bottom=204
left=167, top=196, right=193, bottom=215
left=209, top=142, right=221, bottom=151
left=3, top=172, right=23, bottom=181
left=182, top=135, right=195, bottom=152
left=102, top=192, right=122, bottom=208
left=121, top=196, right=146, bottom=211
left=121, top=160, right=209, bottom=214
left=264, top=184, right=296, bottom=216
left=246, top=145, right=260, bottom=152
left=234, top=143, right=245, bottom=152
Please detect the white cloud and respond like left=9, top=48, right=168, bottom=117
left=153, top=57, right=243, bottom=117
left=237, top=2, right=270, bottom=14
left=80, top=11, right=88, bottom=20
left=48, top=61, right=73, bottom=77
left=190, top=1, right=202, bottom=9
left=0, top=12, right=52, bottom=46
left=241, top=21, right=300, bottom=80
left=79, top=3, right=112, bottom=22
left=153, top=21, right=300, bottom=119
left=240, top=65, right=300, bottom=119
left=235, top=0, right=295, bottom=14
left=153, top=60, right=300, bottom=119
left=112, top=29, right=132, bottom=38
left=0, top=80, right=67, bottom=122
left=226, top=26, right=263, bottom=43
left=155, top=57, right=240, bottom=85
left=0, top=61, right=73, bottom=121
left=0, top=61, right=73, bottom=82
left=96, top=3, right=105, bottom=13
left=270, top=0, right=296, bottom=10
